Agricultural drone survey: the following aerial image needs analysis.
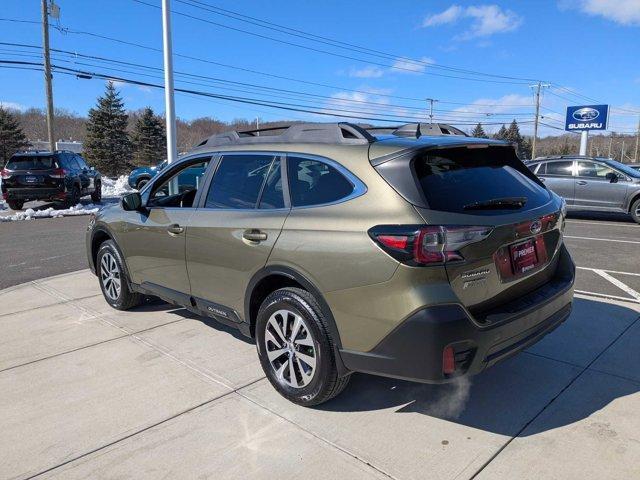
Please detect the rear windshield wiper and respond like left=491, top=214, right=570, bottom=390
left=463, top=197, right=527, bottom=211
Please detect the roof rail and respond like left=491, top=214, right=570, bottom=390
left=391, top=123, right=468, bottom=138
left=196, top=122, right=375, bottom=149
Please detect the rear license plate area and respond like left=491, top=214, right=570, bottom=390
left=510, top=239, right=539, bottom=275
left=23, top=176, right=40, bottom=184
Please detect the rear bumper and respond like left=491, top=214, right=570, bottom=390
left=340, top=243, right=575, bottom=383
left=2, top=186, right=66, bottom=202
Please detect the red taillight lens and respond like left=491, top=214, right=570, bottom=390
left=442, top=346, right=456, bottom=375
left=50, top=168, right=66, bottom=179
left=370, top=225, right=493, bottom=266
left=377, top=234, right=409, bottom=250
left=1, top=168, right=11, bottom=179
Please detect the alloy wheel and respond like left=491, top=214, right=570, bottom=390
left=100, top=251, right=121, bottom=301
left=264, top=309, right=317, bottom=389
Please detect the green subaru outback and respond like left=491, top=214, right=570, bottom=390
left=86, top=122, right=575, bottom=406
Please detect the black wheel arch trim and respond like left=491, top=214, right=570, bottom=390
left=245, top=265, right=349, bottom=376
left=90, top=226, right=135, bottom=292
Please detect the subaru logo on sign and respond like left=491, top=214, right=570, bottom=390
left=572, top=108, right=599, bottom=121
left=565, top=105, right=608, bottom=132
left=530, top=221, right=542, bottom=235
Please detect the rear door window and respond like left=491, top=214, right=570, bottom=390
left=412, top=146, right=550, bottom=214
left=545, top=161, right=573, bottom=176
left=205, top=154, right=275, bottom=209
left=287, top=156, right=354, bottom=207
left=6, top=156, right=58, bottom=170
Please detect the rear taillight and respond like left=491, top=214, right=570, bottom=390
left=442, top=346, right=456, bottom=375
left=1, top=168, right=11, bottom=179
left=370, top=225, right=493, bottom=265
left=50, top=168, right=67, bottom=179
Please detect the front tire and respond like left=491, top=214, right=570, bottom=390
left=256, top=287, right=350, bottom=406
left=91, top=181, right=102, bottom=203
left=96, top=240, right=143, bottom=310
left=631, top=198, right=640, bottom=224
left=7, top=200, right=24, bottom=211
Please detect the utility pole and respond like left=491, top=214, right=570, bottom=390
left=426, top=98, right=438, bottom=124
left=161, top=0, right=177, bottom=164
left=530, top=82, right=550, bottom=159
left=255, top=117, right=259, bottom=136
left=41, top=0, right=55, bottom=152
left=635, top=116, right=640, bottom=162
left=608, top=134, right=613, bottom=158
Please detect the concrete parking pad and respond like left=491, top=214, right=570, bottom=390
left=475, top=370, right=640, bottom=480
left=0, top=301, right=123, bottom=371
left=137, top=317, right=264, bottom=389
left=35, top=269, right=102, bottom=301
left=240, top=354, right=580, bottom=480
left=39, top=394, right=388, bottom=480
left=592, top=319, right=640, bottom=383
left=0, top=283, right=60, bottom=316
left=526, top=296, right=640, bottom=367
left=0, top=335, right=229, bottom=480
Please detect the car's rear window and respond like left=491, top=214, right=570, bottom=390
left=6, top=156, right=58, bottom=171
left=413, top=146, right=550, bottom=214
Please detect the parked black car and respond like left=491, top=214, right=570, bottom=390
left=1, top=150, right=102, bottom=210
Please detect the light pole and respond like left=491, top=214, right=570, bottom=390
left=41, top=0, right=55, bottom=152
left=161, top=0, right=177, bottom=164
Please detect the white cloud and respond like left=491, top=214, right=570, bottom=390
left=0, top=101, right=26, bottom=111
left=348, top=66, right=385, bottom=78
left=391, top=56, right=435, bottom=74
left=569, top=0, right=640, bottom=26
left=422, top=5, right=463, bottom=27
left=422, top=4, right=523, bottom=39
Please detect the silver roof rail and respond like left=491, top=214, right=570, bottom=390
left=196, top=122, right=375, bottom=149
left=391, top=123, right=468, bottom=138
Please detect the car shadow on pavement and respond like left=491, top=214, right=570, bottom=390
left=568, top=211, right=634, bottom=223
left=132, top=298, right=255, bottom=345
left=318, top=297, right=640, bottom=437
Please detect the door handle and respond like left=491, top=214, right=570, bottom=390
left=577, top=181, right=588, bottom=186
left=167, top=224, right=184, bottom=235
left=243, top=230, right=267, bottom=242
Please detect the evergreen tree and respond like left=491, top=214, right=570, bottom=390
left=131, top=107, right=166, bottom=166
left=0, top=106, right=29, bottom=166
left=471, top=122, right=488, bottom=138
left=84, top=82, right=131, bottom=176
left=506, top=119, right=523, bottom=145
left=520, top=137, right=533, bottom=160
left=494, top=124, right=507, bottom=140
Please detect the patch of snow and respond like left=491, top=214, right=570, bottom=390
left=102, top=175, right=135, bottom=198
left=0, top=203, right=100, bottom=222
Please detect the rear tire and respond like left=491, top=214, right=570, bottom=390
left=256, top=287, right=350, bottom=406
left=631, top=198, right=640, bottom=224
left=97, top=240, right=143, bottom=310
left=91, top=181, right=102, bottom=203
left=66, top=184, right=80, bottom=208
left=7, top=200, right=24, bottom=211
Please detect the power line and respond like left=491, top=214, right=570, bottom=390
left=131, top=0, right=532, bottom=85
left=174, top=0, right=543, bottom=83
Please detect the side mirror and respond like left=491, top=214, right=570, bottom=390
left=606, top=172, right=618, bottom=183
left=122, top=192, right=143, bottom=211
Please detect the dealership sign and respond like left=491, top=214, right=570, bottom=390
left=565, top=105, right=609, bottom=131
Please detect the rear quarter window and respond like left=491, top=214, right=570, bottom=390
left=413, top=146, right=550, bottom=214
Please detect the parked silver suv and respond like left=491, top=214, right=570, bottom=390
left=526, top=156, right=640, bottom=223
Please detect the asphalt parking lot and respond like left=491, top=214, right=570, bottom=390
left=1, top=214, right=639, bottom=479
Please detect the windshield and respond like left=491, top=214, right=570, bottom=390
left=413, top=146, right=550, bottom=214
left=603, top=159, right=640, bottom=178
left=6, top=156, right=58, bottom=171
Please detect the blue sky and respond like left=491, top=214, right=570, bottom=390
left=1, top=0, right=639, bottom=136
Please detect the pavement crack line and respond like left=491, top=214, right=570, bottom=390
left=469, top=311, right=640, bottom=479
left=30, top=280, right=236, bottom=390
left=235, top=387, right=399, bottom=480
left=26, top=377, right=266, bottom=480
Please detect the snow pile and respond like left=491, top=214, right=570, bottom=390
left=102, top=175, right=135, bottom=198
left=0, top=203, right=100, bottom=222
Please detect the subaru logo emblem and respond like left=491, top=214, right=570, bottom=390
left=573, top=107, right=599, bottom=121
left=530, top=220, right=542, bottom=235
